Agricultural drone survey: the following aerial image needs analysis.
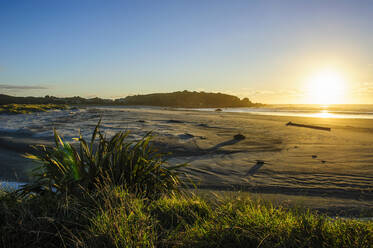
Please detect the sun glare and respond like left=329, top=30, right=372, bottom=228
left=306, top=69, right=346, bottom=104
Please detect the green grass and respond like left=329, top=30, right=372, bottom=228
left=0, top=122, right=372, bottom=247
left=0, top=104, right=68, bottom=114
left=0, top=188, right=372, bottom=248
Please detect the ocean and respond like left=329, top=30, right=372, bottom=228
left=1, top=105, right=373, bottom=141
left=193, top=104, right=373, bottom=119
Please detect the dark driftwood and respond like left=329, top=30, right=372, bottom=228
left=286, top=121, right=331, bottom=131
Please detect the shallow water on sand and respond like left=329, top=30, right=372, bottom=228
left=0, top=105, right=373, bottom=214
left=0, top=181, right=25, bottom=190
left=1, top=105, right=373, bottom=141
left=193, top=104, right=373, bottom=119
left=0, top=106, right=153, bottom=141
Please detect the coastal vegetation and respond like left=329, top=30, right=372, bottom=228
left=21, top=120, right=184, bottom=199
left=0, top=123, right=372, bottom=247
left=0, top=94, right=114, bottom=105
left=2, top=187, right=372, bottom=248
left=0, top=103, right=68, bottom=114
left=0, top=91, right=262, bottom=108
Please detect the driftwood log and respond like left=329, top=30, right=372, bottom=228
left=286, top=121, right=331, bottom=131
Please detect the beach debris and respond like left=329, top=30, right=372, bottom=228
left=286, top=121, right=331, bottom=131
left=137, top=120, right=146, bottom=123
left=198, top=123, right=209, bottom=128
left=312, top=155, right=317, bottom=159
left=233, top=134, right=245, bottom=140
left=321, top=160, right=326, bottom=163
left=167, top=119, right=184, bottom=124
left=178, top=133, right=207, bottom=140
left=178, top=133, right=195, bottom=139
left=215, top=108, right=222, bottom=112
left=256, top=160, right=265, bottom=165
left=246, top=160, right=265, bottom=176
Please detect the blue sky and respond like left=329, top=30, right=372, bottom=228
left=1, top=0, right=373, bottom=103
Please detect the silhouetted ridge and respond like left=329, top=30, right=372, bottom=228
left=0, top=91, right=262, bottom=108
left=117, top=91, right=261, bottom=108
left=0, top=94, right=115, bottom=105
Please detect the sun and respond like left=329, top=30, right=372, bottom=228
left=306, top=69, right=346, bottom=105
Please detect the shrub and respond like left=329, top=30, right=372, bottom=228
left=0, top=104, right=68, bottom=114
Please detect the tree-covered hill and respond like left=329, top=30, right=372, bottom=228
left=0, top=91, right=262, bottom=108
left=117, top=91, right=261, bottom=108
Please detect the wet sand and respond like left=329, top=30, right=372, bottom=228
left=1, top=107, right=373, bottom=213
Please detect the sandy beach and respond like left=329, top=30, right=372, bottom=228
left=1, top=107, right=373, bottom=212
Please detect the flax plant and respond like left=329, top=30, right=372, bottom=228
left=20, top=120, right=185, bottom=199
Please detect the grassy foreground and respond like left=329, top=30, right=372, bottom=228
left=1, top=188, right=372, bottom=248
left=0, top=122, right=372, bottom=247
left=0, top=103, right=68, bottom=114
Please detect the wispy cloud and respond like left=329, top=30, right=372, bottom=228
left=0, top=84, right=48, bottom=90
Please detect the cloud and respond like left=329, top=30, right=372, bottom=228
left=0, top=84, right=48, bottom=90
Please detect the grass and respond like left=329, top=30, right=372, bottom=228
left=0, top=104, right=68, bottom=114
left=0, top=188, right=372, bottom=248
left=0, top=122, right=372, bottom=247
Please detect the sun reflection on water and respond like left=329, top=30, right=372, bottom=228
left=314, top=110, right=333, bottom=118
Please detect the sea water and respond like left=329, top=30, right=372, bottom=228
left=1, top=105, right=373, bottom=141
left=193, top=104, right=373, bottom=119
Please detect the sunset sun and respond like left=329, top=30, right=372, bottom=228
left=306, top=69, right=346, bottom=105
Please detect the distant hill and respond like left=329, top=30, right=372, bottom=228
left=0, top=94, right=114, bottom=105
left=117, top=91, right=261, bottom=108
left=0, top=91, right=262, bottom=108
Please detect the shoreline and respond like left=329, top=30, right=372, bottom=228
left=0, top=106, right=372, bottom=214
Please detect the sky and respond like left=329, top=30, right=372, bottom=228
left=1, top=0, right=373, bottom=104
